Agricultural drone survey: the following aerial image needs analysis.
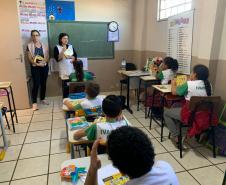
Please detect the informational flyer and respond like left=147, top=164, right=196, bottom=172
left=167, top=10, right=194, bottom=74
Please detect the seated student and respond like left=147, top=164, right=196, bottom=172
left=156, top=57, right=179, bottom=84
left=142, top=57, right=179, bottom=113
left=84, top=126, right=179, bottom=185
left=70, top=60, right=94, bottom=82
left=164, top=64, right=215, bottom=145
left=63, top=82, right=103, bottom=116
left=74, top=95, right=128, bottom=141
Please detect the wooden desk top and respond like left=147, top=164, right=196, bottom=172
left=118, top=70, right=150, bottom=77
left=61, top=154, right=110, bottom=185
left=0, top=102, right=3, bottom=109
left=152, top=84, right=172, bottom=93
left=0, top=82, right=11, bottom=89
left=140, top=75, right=157, bottom=81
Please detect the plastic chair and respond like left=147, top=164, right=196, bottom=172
left=176, top=96, right=221, bottom=158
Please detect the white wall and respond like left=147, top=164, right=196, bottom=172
left=193, top=0, right=218, bottom=59
left=75, top=0, right=134, bottom=50
left=133, top=0, right=219, bottom=60
left=133, top=0, right=167, bottom=52
left=219, top=8, right=226, bottom=60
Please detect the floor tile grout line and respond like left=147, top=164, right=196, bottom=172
left=9, top=111, right=34, bottom=184
left=192, top=148, right=226, bottom=174
left=0, top=136, right=68, bottom=147
left=10, top=173, right=48, bottom=182
left=215, top=164, right=226, bottom=173
left=148, top=124, right=220, bottom=184
left=3, top=101, right=224, bottom=184
left=139, top=117, right=202, bottom=184
left=46, top=101, right=55, bottom=185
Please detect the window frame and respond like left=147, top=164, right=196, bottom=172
left=157, top=0, right=192, bottom=21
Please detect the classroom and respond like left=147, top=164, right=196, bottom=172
left=0, top=0, right=226, bottom=184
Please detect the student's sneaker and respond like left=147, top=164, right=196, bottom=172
left=32, top=103, right=39, bottom=111
left=41, top=99, right=49, bottom=105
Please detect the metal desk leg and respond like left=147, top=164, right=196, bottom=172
left=150, top=89, right=156, bottom=129
left=0, top=112, right=8, bottom=149
left=137, top=79, right=142, bottom=111
left=6, top=89, right=15, bottom=133
left=145, top=82, right=148, bottom=119
left=126, top=77, right=133, bottom=114
left=70, top=144, right=75, bottom=159
left=10, top=86, right=18, bottom=123
left=160, top=94, right=165, bottom=142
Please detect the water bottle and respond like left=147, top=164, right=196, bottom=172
left=121, top=58, right=126, bottom=70
left=144, top=58, right=149, bottom=71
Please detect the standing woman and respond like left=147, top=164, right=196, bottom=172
left=27, top=30, right=49, bottom=111
left=54, top=33, right=77, bottom=98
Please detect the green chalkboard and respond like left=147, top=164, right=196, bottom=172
left=47, top=21, right=114, bottom=59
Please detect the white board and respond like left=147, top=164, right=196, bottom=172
left=167, top=10, right=194, bottom=74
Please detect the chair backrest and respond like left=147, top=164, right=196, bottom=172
left=188, top=96, right=221, bottom=125
left=68, top=82, right=87, bottom=94
left=126, top=63, right=137, bottom=71
left=189, top=96, right=221, bottom=112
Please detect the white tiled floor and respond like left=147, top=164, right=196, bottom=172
left=0, top=95, right=225, bottom=185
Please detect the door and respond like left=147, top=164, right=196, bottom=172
left=0, top=0, right=29, bottom=109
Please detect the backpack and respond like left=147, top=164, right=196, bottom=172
left=206, top=104, right=226, bottom=156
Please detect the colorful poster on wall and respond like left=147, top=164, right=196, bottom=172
left=18, top=0, right=48, bottom=45
left=167, top=10, right=194, bottom=74
left=46, top=0, right=75, bottom=20
left=18, top=0, right=48, bottom=76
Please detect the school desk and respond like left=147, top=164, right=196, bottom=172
left=118, top=70, right=150, bottom=114
left=151, top=85, right=184, bottom=142
left=137, top=76, right=159, bottom=118
left=62, top=98, right=86, bottom=119
left=0, top=102, right=8, bottom=149
left=0, top=82, right=18, bottom=132
left=61, top=154, right=110, bottom=185
left=67, top=120, right=93, bottom=159
left=150, top=85, right=171, bottom=142
left=67, top=115, right=131, bottom=159
left=62, top=95, right=106, bottom=118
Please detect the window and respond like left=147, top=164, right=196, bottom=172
left=158, top=0, right=192, bottom=21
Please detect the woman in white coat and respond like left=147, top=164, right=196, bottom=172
left=54, top=33, right=77, bottom=98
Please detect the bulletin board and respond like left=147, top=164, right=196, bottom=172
left=167, top=10, right=194, bottom=74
